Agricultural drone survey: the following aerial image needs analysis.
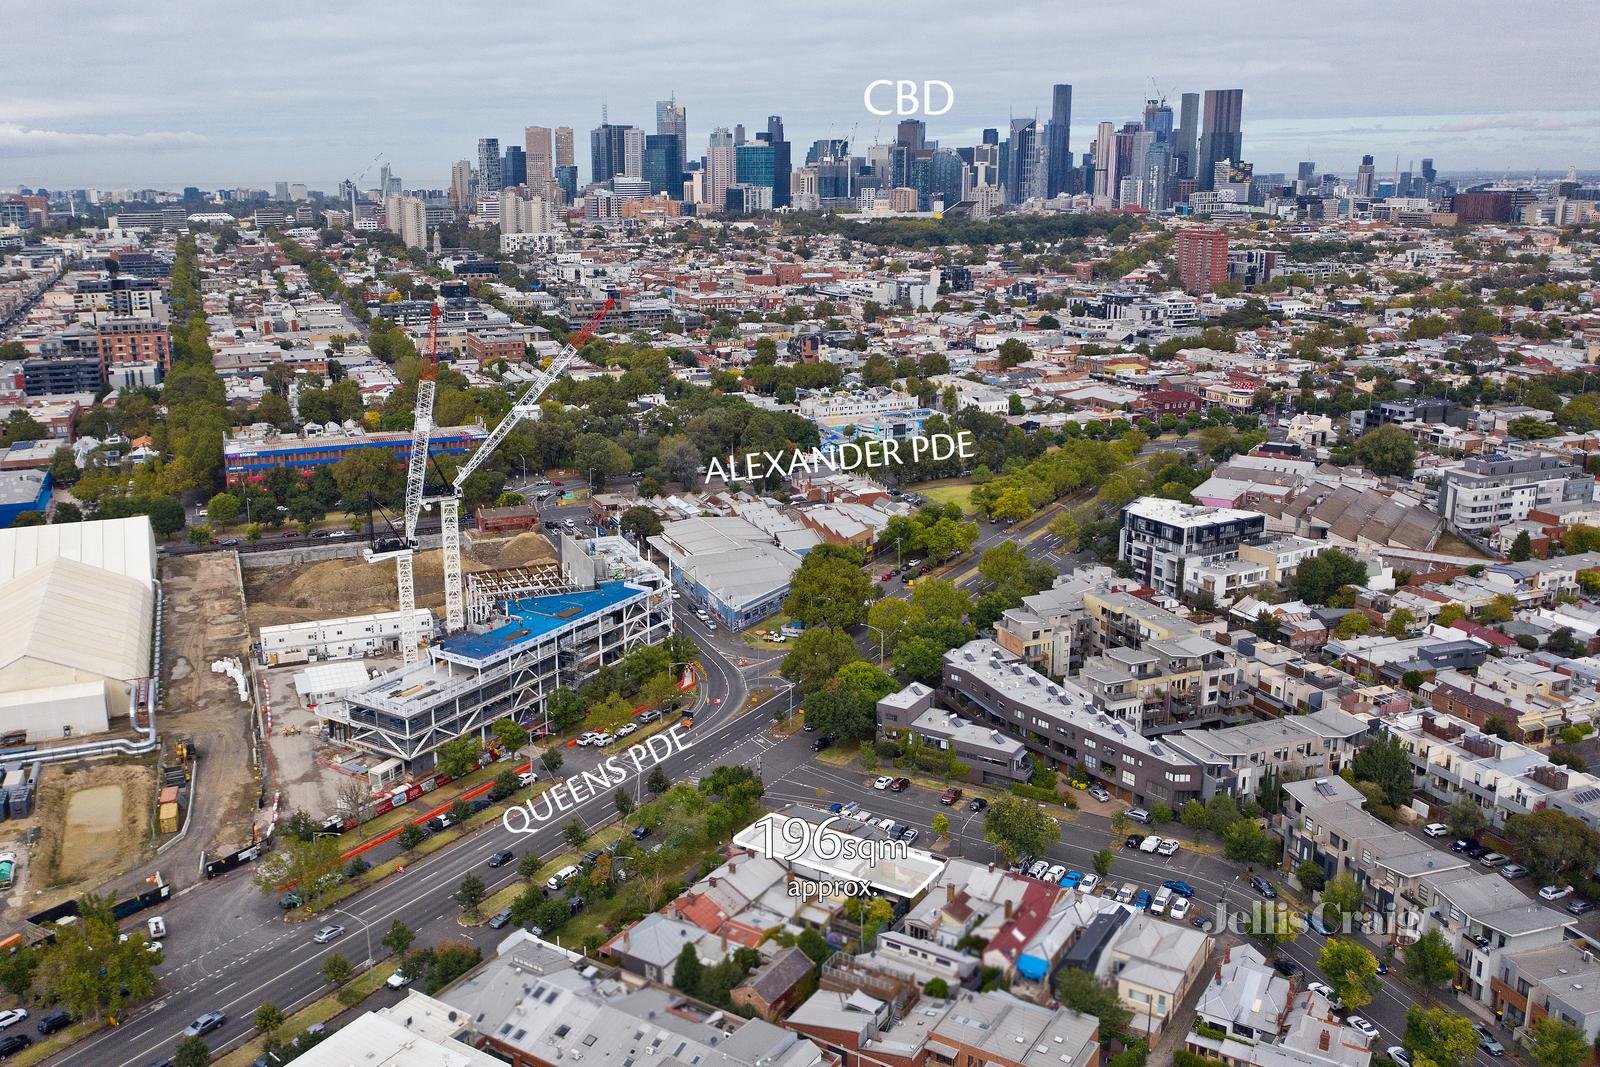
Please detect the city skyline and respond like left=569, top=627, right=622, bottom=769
left=2, top=0, right=1597, bottom=187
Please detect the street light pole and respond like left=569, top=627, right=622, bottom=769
left=862, top=624, right=885, bottom=665
left=330, top=906, right=373, bottom=967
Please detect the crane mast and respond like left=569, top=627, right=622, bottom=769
left=435, top=297, right=614, bottom=633
left=389, top=304, right=439, bottom=665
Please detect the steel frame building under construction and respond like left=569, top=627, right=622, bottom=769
left=323, top=534, right=672, bottom=769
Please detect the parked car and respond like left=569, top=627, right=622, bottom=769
left=1272, top=957, right=1302, bottom=977
left=1385, top=1048, right=1412, bottom=1067
left=889, top=777, right=911, bottom=792
left=1126, top=807, right=1151, bottom=823
left=1115, top=883, right=1138, bottom=904
left=184, top=1011, right=227, bottom=1037
left=1500, top=863, right=1530, bottom=879
left=487, top=849, right=515, bottom=868
left=1087, top=786, right=1112, bottom=803
left=1078, top=873, right=1101, bottom=894
left=312, top=924, right=345, bottom=944
left=616, top=723, right=639, bottom=737
left=517, top=771, right=538, bottom=787
left=639, top=709, right=663, bottom=724
left=34, top=1010, right=70, bottom=1036
left=1251, top=876, right=1277, bottom=899
left=0, top=1012, right=25, bottom=1033
left=1472, top=1023, right=1505, bottom=1056
left=939, top=788, right=963, bottom=805
left=811, top=736, right=833, bottom=751
left=386, top=968, right=412, bottom=989
left=1133, top=889, right=1153, bottom=910
left=1059, top=871, right=1083, bottom=888
left=1306, top=981, right=1336, bottom=1002
left=1026, top=860, right=1050, bottom=880
left=1167, top=896, right=1192, bottom=921
left=147, top=916, right=167, bottom=939
left=1307, top=913, right=1335, bottom=936
left=1156, top=838, right=1180, bottom=856
left=1150, top=886, right=1173, bottom=915
left=1479, top=852, right=1510, bottom=868
left=1422, top=823, right=1449, bottom=837
left=632, top=825, right=652, bottom=840
left=1346, top=1016, right=1379, bottom=1040
left=968, top=798, right=988, bottom=812
left=1124, top=835, right=1143, bottom=849
left=899, top=828, right=919, bottom=844
left=1138, top=835, right=1161, bottom=853
left=1450, top=838, right=1476, bottom=852
left=1163, top=880, right=1195, bottom=897
left=0, top=1035, right=30, bottom=1058
left=873, top=775, right=894, bottom=790
left=488, top=908, right=514, bottom=929
left=1540, top=884, right=1574, bottom=901
left=1044, top=864, right=1067, bottom=884
left=547, top=864, right=579, bottom=892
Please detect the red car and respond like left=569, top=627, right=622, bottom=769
left=890, top=777, right=911, bottom=792
left=880, top=573, right=894, bottom=581
left=940, top=788, right=963, bottom=805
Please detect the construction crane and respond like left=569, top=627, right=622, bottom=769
left=367, top=303, right=440, bottom=665
left=431, top=297, right=615, bottom=633
left=346, top=152, right=384, bottom=223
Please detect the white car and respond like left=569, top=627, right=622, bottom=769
left=1044, top=864, right=1068, bottom=884
left=1077, top=873, right=1101, bottom=894
left=1156, top=838, right=1180, bottom=856
left=1306, top=980, right=1336, bottom=1000
left=839, top=801, right=859, bottom=816
left=386, top=969, right=412, bottom=989
left=518, top=771, right=538, bottom=787
left=591, top=732, right=614, bottom=746
left=576, top=732, right=601, bottom=746
left=616, top=723, right=639, bottom=737
left=147, top=915, right=166, bottom=939
left=1540, top=884, right=1575, bottom=901
left=1027, top=860, right=1050, bottom=880
left=1423, top=823, right=1449, bottom=837
left=1386, top=1048, right=1412, bottom=1067
left=1167, top=895, right=1191, bottom=921
left=0, top=1009, right=27, bottom=1031
left=1346, top=1016, right=1379, bottom=1039
left=1139, top=835, right=1161, bottom=853
left=873, top=776, right=894, bottom=790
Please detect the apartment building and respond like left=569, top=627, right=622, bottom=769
left=875, top=683, right=1033, bottom=787
left=941, top=639, right=1205, bottom=807
left=993, top=567, right=1134, bottom=677
left=1437, top=454, right=1594, bottom=534
left=1493, top=941, right=1600, bottom=1050
left=1168, top=709, right=1367, bottom=801
left=1415, top=866, right=1573, bottom=1005
left=1275, top=775, right=1428, bottom=918
left=1075, top=634, right=1246, bottom=734
left=1118, top=497, right=1265, bottom=598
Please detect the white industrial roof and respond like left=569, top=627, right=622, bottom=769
left=0, top=557, right=154, bottom=683
left=0, top=515, right=156, bottom=587
left=293, top=661, right=373, bottom=697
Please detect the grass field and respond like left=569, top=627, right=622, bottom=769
left=911, top=481, right=974, bottom=514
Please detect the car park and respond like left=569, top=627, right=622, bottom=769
left=487, top=849, right=515, bottom=868
left=1423, top=823, right=1449, bottom=837
left=1472, top=1023, right=1504, bottom=1056
left=184, top=1011, right=227, bottom=1037
left=1540, top=884, right=1573, bottom=900
left=1346, top=1017, right=1379, bottom=1040
left=312, top=924, right=345, bottom=943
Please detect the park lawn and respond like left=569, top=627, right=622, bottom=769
left=743, top=614, right=794, bottom=650
left=213, top=962, right=397, bottom=1067
left=913, top=482, right=974, bottom=514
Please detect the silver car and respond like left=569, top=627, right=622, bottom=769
left=312, top=923, right=345, bottom=944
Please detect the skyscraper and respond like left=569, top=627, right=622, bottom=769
left=1176, top=226, right=1229, bottom=293
left=501, top=146, right=526, bottom=188
left=1296, top=161, right=1316, bottom=194
left=1355, top=154, right=1376, bottom=198
left=644, top=134, right=684, bottom=198
left=623, top=127, right=645, bottom=179
left=656, top=97, right=686, bottom=143
left=705, top=127, right=735, bottom=211
left=1197, top=89, right=1243, bottom=191
left=525, top=127, right=554, bottom=184
left=1006, top=117, right=1044, bottom=203
left=450, top=160, right=473, bottom=210
left=477, top=138, right=501, bottom=195
left=591, top=123, right=637, bottom=183
left=554, top=127, right=574, bottom=168
left=1174, top=92, right=1200, bottom=180
left=896, top=119, right=926, bottom=152
left=765, top=116, right=791, bottom=208
left=1045, top=83, right=1073, bottom=197
left=1091, top=121, right=1115, bottom=201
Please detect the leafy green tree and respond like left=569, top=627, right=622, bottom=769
left=1317, top=938, right=1378, bottom=1010
left=1093, top=847, right=1114, bottom=877
left=434, top=736, right=482, bottom=780
left=1402, top=928, right=1458, bottom=992
left=1509, top=530, right=1534, bottom=561
left=381, top=920, right=415, bottom=957
left=646, top=765, right=671, bottom=795
left=783, top=547, right=874, bottom=629
left=1247, top=901, right=1298, bottom=951
left=320, top=952, right=353, bottom=987
left=1446, top=797, right=1484, bottom=839
left=1503, top=808, right=1600, bottom=882
left=1292, top=549, right=1369, bottom=604
left=1353, top=424, right=1417, bottom=476
left=1295, top=860, right=1326, bottom=893
left=492, top=717, right=529, bottom=755
left=207, top=491, right=241, bottom=525
left=892, top=636, right=947, bottom=686
left=455, top=874, right=486, bottom=918
left=1352, top=734, right=1414, bottom=809
left=253, top=1001, right=285, bottom=1039
left=983, top=795, right=1059, bottom=864
left=173, top=1035, right=212, bottom=1067
left=562, top=819, right=588, bottom=849
left=672, top=943, right=704, bottom=996
left=780, top=626, right=859, bottom=693
left=540, top=747, right=565, bottom=774
left=620, top=506, right=664, bottom=540
left=1404, top=1004, right=1477, bottom=1067
left=1055, top=966, right=1133, bottom=1042
left=1223, top=820, right=1277, bottom=864
left=252, top=835, right=343, bottom=909
left=397, top=823, right=426, bottom=852
left=1480, top=593, right=1516, bottom=624
left=39, top=893, right=159, bottom=1020
left=1320, top=873, right=1364, bottom=925
left=1526, top=1016, right=1588, bottom=1067
left=1336, top=613, right=1371, bottom=638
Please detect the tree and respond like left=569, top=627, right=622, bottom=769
left=1352, top=734, right=1414, bottom=809
left=1437, top=603, right=1467, bottom=626
left=783, top=548, right=874, bottom=629
left=572, top=433, right=631, bottom=487
left=672, top=944, right=704, bottom=996
left=1404, top=1005, right=1477, bottom=1067
left=1336, top=613, right=1371, bottom=638
left=252, top=835, right=344, bottom=909
left=1055, top=966, right=1133, bottom=1042
left=1386, top=607, right=1416, bottom=636
left=924, top=977, right=951, bottom=998
left=397, top=823, right=426, bottom=852
left=1093, top=847, right=1114, bottom=877
left=932, top=812, right=950, bottom=836
left=646, top=765, right=671, bottom=795
left=990, top=487, right=1033, bottom=523
left=1318, top=939, right=1378, bottom=1011
left=911, top=578, right=973, bottom=625
left=207, top=491, right=241, bottom=526
left=1509, top=529, right=1534, bottom=561
left=780, top=626, right=859, bottom=693
left=253, top=1001, right=285, bottom=1039
left=1292, top=549, right=1368, bottom=604
left=381, top=920, right=415, bottom=957
left=1295, top=859, right=1326, bottom=893
left=434, top=736, right=482, bottom=780
left=540, top=747, right=565, bottom=775
left=38, top=893, right=158, bottom=1020
left=1526, top=1016, right=1589, bottom=1067
left=1353, top=423, right=1418, bottom=477
left=173, top=1036, right=212, bottom=1067
left=1320, top=873, right=1363, bottom=925
left=983, top=795, right=1059, bottom=864
left=1246, top=901, right=1298, bottom=951
left=1402, top=928, right=1458, bottom=992
left=620, top=506, right=664, bottom=541
left=455, top=874, right=486, bottom=918
left=1445, top=797, right=1484, bottom=840
left=1503, top=808, right=1600, bottom=883
left=614, top=788, right=635, bottom=817
left=320, top=952, right=353, bottom=987
left=562, top=819, right=587, bottom=849
left=1223, top=820, right=1277, bottom=865
left=1480, top=593, right=1516, bottom=624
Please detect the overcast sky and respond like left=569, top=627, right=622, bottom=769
left=3, top=0, right=1596, bottom=190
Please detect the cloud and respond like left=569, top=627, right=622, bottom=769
left=0, top=123, right=208, bottom=154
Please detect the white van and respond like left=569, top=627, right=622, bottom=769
left=147, top=915, right=167, bottom=939
left=1139, top=835, right=1161, bottom=853
left=1151, top=886, right=1173, bottom=915
left=546, top=864, right=580, bottom=892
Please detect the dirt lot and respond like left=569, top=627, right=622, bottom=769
left=30, top=760, right=158, bottom=908
left=160, top=552, right=259, bottom=871
left=242, top=530, right=556, bottom=629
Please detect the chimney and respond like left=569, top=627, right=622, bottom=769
left=946, top=884, right=956, bottom=903
left=1004, top=899, right=1013, bottom=919
left=1318, top=1029, right=1330, bottom=1052
left=710, top=876, right=719, bottom=889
